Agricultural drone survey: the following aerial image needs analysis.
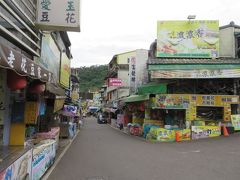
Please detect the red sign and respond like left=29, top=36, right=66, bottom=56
left=109, top=78, right=122, bottom=86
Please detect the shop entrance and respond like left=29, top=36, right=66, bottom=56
left=151, top=109, right=186, bottom=129
left=164, top=109, right=186, bottom=129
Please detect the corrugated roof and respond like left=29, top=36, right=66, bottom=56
left=148, top=58, right=240, bottom=65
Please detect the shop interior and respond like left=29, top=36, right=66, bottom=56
left=150, top=109, right=186, bottom=129
left=195, top=106, right=223, bottom=126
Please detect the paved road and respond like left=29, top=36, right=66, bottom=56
left=48, top=117, right=240, bottom=180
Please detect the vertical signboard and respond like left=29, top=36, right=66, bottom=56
left=157, top=20, right=219, bottom=58
left=40, top=33, right=60, bottom=84
left=129, top=56, right=136, bottom=94
left=60, top=52, right=70, bottom=88
left=36, top=0, right=80, bottom=32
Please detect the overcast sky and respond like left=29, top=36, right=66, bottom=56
left=69, top=0, right=240, bottom=67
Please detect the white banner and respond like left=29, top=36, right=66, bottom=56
left=151, top=69, right=240, bottom=79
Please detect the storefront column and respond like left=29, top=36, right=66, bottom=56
left=3, top=90, right=10, bottom=145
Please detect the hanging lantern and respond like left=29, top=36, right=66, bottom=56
left=7, top=70, right=27, bottom=91
left=28, top=81, right=46, bottom=94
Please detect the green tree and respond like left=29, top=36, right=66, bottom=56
left=78, top=65, right=108, bottom=92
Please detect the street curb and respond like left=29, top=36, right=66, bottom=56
left=107, top=124, right=146, bottom=142
left=42, top=130, right=80, bottom=180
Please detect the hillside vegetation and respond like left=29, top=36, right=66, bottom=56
left=78, top=65, right=108, bottom=92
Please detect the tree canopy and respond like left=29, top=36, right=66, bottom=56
left=78, top=65, right=108, bottom=92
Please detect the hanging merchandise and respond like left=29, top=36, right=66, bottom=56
left=7, top=70, right=27, bottom=91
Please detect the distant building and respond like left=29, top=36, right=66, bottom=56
left=105, top=49, right=148, bottom=108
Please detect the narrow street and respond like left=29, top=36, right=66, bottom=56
left=48, top=117, right=240, bottom=180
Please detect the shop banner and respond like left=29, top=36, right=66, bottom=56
left=177, top=129, right=191, bottom=141
left=156, top=94, right=190, bottom=109
left=151, top=69, right=240, bottom=79
left=36, top=0, right=80, bottom=32
left=231, top=115, right=240, bottom=131
left=60, top=52, right=70, bottom=88
left=157, top=20, right=219, bottom=58
left=54, top=99, right=65, bottom=113
left=0, top=44, right=53, bottom=83
left=147, top=128, right=175, bottom=142
left=191, top=126, right=221, bottom=139
left=109, top=78, right=122, bottom=86
left=32, top=140, right=56, bottom=180
left=0, top=149, right=32, bottom=180
left=63, top=105, right=78, bottom=114
left=155, top=94, right=239, bottom=108
left=196, top=95, right=239, bottom=106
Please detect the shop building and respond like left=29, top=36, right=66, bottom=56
left=0, top=0, right=56, bottom=178
left=145, top=21, right=240, bottom=139
left=0, top=0, right=80, bottom=179
left=106, top=50, right=148, bottom=106
left=122, top=21, right=240, bottom=141
left=104, top=49, right=148, bottom=126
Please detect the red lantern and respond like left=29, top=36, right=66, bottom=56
left=28, top=82, right=46, bottom=94
left=7, top=70, right=27, bottom=91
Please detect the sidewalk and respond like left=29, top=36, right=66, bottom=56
left=42, top=130, right=80, bottom=180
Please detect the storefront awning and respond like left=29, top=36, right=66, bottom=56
left=122, top=94, right=149, bottom=103
left=0, top=43, right=53, bottom=82
left=137, top=83, right=167, bottom=95
left=46, top=83, right=66, bottom=96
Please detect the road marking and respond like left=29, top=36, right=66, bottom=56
left=179, top=150, right=201, bottom=154
left=86, top=176, right=109, bottom=180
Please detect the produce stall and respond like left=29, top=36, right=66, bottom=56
left=145, top=94, right=239, bottom=141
